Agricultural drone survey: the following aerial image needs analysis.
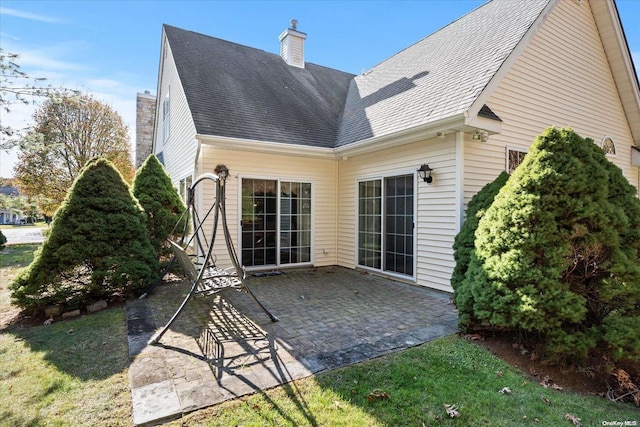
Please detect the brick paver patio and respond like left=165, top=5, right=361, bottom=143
left=126, top=266, right=458, bottom=425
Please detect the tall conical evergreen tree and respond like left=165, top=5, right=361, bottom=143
left=462, top=127, right=640, bottom=362
left=10, top=158, right=159, bottom=312
left=132, top=154, right=186, bottom=256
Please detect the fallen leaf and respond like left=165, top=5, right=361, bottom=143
left=496, top=371, right=504, bottom=378
left=43, top=316, right=53, bottom=325
left=498, top=387, right=512, bottom=394
left=565, top=413, right=582, bottom=426
left=464, top=334, right=483, bottom=341
left=444, top=403, right=461, bottom=418
left=366, top=389, right=390, bottom=402
left=542, top=397, right=551, bottom=405
left=540, top=376, right=563, bottom=390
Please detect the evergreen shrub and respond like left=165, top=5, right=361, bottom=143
left=455, top=127, right=640, bottom=363
left=10, top=158, right=159, bottom=312
left=132, top=154, right=186, bottom=256
left=451, top=171, right=509, bottom=327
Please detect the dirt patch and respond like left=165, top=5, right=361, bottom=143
left=471, top=334, right=606, bottom=395
left=470, top=332, right=639, bottom=406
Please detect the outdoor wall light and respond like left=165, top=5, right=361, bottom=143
left=417, top=164, right=433, bottom=183
left=472, top=129, right=489, bottom=142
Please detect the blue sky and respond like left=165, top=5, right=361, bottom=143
left=1, top=0, right=639, bottom=177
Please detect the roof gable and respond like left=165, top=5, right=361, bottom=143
left=336, top=0, right=551, bottom=147
left=163, top=25, right=354, bottom=148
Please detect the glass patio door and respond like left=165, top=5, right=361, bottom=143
left=384, top=175, right=414, bottom=276
left=358, top=174, right=414, bottom=277
left=241, top=178, right=312, bottom=267
left=241, top=179, right=277, bottom=267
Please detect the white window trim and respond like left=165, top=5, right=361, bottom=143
left=506, top=146, right=528, bottom=174
left=600, top=135, right=617, bottom=157
left=162, top=90, right=170, bottom=143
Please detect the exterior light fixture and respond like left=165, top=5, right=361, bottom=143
left=472, top=129, right=489, bottom=142
left=417, top=164, right=433, bottom=183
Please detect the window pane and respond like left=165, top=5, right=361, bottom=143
left=358, top=179, right=382, bottom=269
left=280, top=181, right=312, bottom=265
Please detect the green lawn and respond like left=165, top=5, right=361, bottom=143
left=0, top=221, right=47, bottom=230
left=1, top=244, right=637, bottom=426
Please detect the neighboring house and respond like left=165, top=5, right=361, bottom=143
left=0, top=186, right=23, bottom=225
left=140, top=0, right=640, bottom=293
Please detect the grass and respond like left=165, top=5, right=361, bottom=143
left=167, top=336, right=639, bottom=426
left=0, top=310, right=132, bottom=426
left=0, top=244, right=638, bottom=426
left=0, top=221, right=47, bottom=230
left=0, top=244, right=131, bottom=426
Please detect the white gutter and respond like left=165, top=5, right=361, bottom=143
left=197, top=111, right=499, bottom=159
left=197, top=134, right=335, bottom=159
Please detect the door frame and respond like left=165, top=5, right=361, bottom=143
left=354, top=170, right=418, bottom=281
left=237, top=174, right=315, bottom=269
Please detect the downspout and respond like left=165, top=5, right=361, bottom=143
left=455, top=131, right=465, bottom=233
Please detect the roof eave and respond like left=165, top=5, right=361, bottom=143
left=466, top=0, right=558, bottom=122
left=336, top=114, right=471, bottom=158
left=197, top=134, right=335, bottom=159
left=591, top=0, right=640, bottom=148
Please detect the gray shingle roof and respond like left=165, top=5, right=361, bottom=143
left=165, top=0, right=551, bottom=149
left=0, top=186, right=19, bottom=196
left=336, top=0, right=550, bottom=147
left=164, top=25, right=354, bottom=148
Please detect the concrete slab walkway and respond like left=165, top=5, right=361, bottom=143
left=126, top=266, right=458, bottom=426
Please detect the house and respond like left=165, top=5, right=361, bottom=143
left=139, top=0, right=640, bottom=293
left=0, top=186, right=22, bottom=225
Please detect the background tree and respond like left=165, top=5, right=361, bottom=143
left=132, top=154, right=186, bottom=256
left=10, top=158, right=158, bottom=313
left=460, top=127, right=640, bottom=363
left=13, top=93, right=134, bottom=216
left=1, top=49, right=77, bottom=148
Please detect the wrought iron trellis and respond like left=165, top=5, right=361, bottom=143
left=149, top=165, right=278, bottom=345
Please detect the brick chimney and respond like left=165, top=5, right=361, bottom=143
left=135, top=91, right=156, bottom=168
left=279, top=19, right=307, bottom=68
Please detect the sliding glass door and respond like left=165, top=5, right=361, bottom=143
left=241, top=178, right=311, bottom=267
left=358, top=174, right=414, bottom=277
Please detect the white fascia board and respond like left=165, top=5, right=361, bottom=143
left=151, top=29, right=168, bottom=154
left=335, top=114, right=467, bottom=158
left=592, top=0, right=640, bottom=147
left=465, top=0, right=558, bottom=121
left=197, top=134, right=335, bottom=159
left=198, top=113, right=489, bottom=159
left=465, top=114, right=503, bottom=134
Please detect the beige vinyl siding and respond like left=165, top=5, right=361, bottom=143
left=337, top=134, right=458, bottom=292
left=155, top=39, right=198, bottom=186
left=198, top=144, right=337, bottom=269
left=468, top=0, right=638, bottom=199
